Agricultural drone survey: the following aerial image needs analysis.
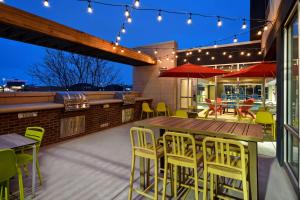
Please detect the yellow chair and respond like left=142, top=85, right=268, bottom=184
left=16, top=127, right=45, bottom=186
left=140, top=102, right=155, bottom=119
left=162, top=131, right=203, bottom=200
left=255, top=111, right=276, bottom=140
left=0, top=149, right=24, bottom=200
left=203, top=137, right=248, bottom=200
left=174, top=110, right=188, bottom=118
left=128, top=127, right=164, bottom=200
left=156, top=102, right=169, bottom=116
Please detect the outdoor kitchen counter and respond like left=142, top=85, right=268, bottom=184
left=0, top=97, right=153, bottom=113
left=0, top=102, right=64, bottom=114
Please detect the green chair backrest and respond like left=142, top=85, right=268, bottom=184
left=130, top=127, right=157, bottom=155
left=163, top=132, right=197, bottom=165
left=255, top=111, right=274, bottom=124
left=0, top=149, right=17, bottom=182
left=156, top=102, right=167, bottom=112
left=175, top=110, right=188, bottom=118
left=203, top=137, right=246, bottom=172
left=25, top=127, right=45, bottom=152
left=142, top=102, right=152, bottom=112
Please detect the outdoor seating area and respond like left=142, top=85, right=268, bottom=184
left=1, top=0, right=300, bottom=199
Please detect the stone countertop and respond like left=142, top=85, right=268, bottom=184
left=0, top=97, right=153, bottom=114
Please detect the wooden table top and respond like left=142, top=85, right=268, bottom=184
left=134, top=116, right=263, bottom=142
left=0, top=133, right=37, bottom=149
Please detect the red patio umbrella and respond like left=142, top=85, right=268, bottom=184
left=159, top=63, right=227, bottom=78
left=159, top=63, right=228, bottom=117
left=223, top=62, right=276, bottom=107
left=223, top=62, right=276, bottom=78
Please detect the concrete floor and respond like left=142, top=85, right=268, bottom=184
left=12, top=123, right=298, bottom=200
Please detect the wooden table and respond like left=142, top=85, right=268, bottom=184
left=134, top=116, right=263, bottom=200
left=0, top=133, right=37, bottom=198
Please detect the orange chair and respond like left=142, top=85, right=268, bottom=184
left=237, top=98, right=255, bottom=119
left=204, top=98, right=222, bottom=118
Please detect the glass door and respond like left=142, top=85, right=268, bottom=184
left=285, top=8, right=300, bottom=182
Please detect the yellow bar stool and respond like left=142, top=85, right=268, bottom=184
left=173, top=110, right=188, bottom=118
left=128, top=127, right=164, bottom=200
left=156, top=102, right=169, bottom=116
left=202, top=137, right=248, bottom=200
left=255, top=111, right=276, bottom=140
left=162, top=131, right=203, bottom=200
left=140, top=102, right=155, bottom=119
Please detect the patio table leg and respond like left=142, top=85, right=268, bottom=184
left=32, top=144, right=37, bottom=198
left=248, top=141, right=258, bottom=200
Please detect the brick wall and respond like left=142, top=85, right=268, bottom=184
left=0, top=100, right=152, bottom=146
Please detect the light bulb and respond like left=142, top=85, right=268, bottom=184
left=223, top=52, right=227, bottom=55
left=214, top=42, right=217, bottom=48
left=157, top=10, right=162, bottom=22
left=206, top=52, right=209, bottom=55
left=124, top=6, right=130, bottom=17
left=134, top=0, right=140, bottom=8
left=154, top=50, right=158, bottom=54
left=115, top=41, right=119, bottom=46
left=198, top=49, right=202, bottom=53
left=138, top=50, right=141, bottom=54
left=242, top=19, right=247, bottom=29
left=228, top=55, right=232, bottom=58
left=127, top=15, right=132, bottom=23
left=187, top=13, right=192, bottom=25
left=247, top=53, right=251, bottom=56
left=121, top=24, right=126, bottom=33
left=172, top=50, right=175, bottom=55
left=257, top=30, right=262, bottom=35
left=87, top=2, right=93, bottom=14
left=197, top=57, right=200, bottom=61
left=258, top=51, right=262, bottom=55
left=233, top=35, right=238, bottom=43
left=240, top=51, right=245, bottom=55
left=264, top=25, right=268, bottom=31
left=211, top=56, right=215, bottom=60
left=117, top=35, right=121, bottom=41
left=43, top=0, right=50, bottom=7
left=217, top=17, right=222, bottom=27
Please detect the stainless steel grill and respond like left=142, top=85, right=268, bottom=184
left=55, top=92, right=89, bottom=111
left=114, top=92, right=136, bottom=105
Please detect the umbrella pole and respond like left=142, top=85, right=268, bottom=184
left=263, top=77, right=266, bottom=108
left=215, top=67, right=217, bottom=119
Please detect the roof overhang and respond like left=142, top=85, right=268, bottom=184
left=0, top=4, right=156, bottom=66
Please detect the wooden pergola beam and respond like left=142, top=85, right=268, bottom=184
left=0, top=4, right=156, bottom=66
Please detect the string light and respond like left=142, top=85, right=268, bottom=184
left=247, top=52, right=251, bottom=56
left=258, top=51, right=262, bottom=55
left=257, top=30, right=262, bottom=35
left=222, top=52, right=227, bottom=55
left=211, top=56, right=215, bottom=60
left=138, top=50, right=141, bottom=53
left=187, top=13, right=192, bottom=25
left=214, top=41, right=218, bottom=48
left=217, top=16, right=222, bottom=27
left=233, top=35, right=238, bottom=43
left=154, top=49, right=158, bottom=54
left=264, top=24, right=268, bottom=31
left=121, top=49, right=124, bottom=53
left=127, top=15, right=132, bottom=23
left=172, top=49, right=176, bottom=54
left=121, top=24, right=126, bottom=33
left=206, top=52, right=209, bottom=55
left=197, top=57, right=200, bottom=61
left=184, top=58, right=187, bottom=62
left=240, top=51, right=245, bottom=55
left=116, top=33, right=121, bottom=41
left=124, top=6, right=130, bottom=17
left=87, top=1, right=93, bottom=13
left=43, top=0, right=50, bottom=7
left=157, top=10, right=163, bottom=22
left=242, top=19, right=247, bottom=29
left=134, top=0, right=140, bottom=8
left=115, top=41, right=119, bottom=46
left=198, top=49, right=202, bottom=53
left=228, top=55, right=232, bottom=58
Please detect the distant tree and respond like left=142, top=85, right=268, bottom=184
left=28, top=49, right=120, bottom=90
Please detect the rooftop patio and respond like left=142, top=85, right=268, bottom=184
left=7, top=123, right=296, bottom=200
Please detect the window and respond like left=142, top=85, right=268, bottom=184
left=286, top=11, right=299, bottom=179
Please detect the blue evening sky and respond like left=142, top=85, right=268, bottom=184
left=0, top=0, right=250, bottom=85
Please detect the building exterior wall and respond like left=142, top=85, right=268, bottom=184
left=133, top=41, right=178, bottom=112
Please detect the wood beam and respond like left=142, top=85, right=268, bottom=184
left=0, top=4, right=156, bottom=66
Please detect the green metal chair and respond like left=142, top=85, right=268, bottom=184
left=0, top=149, right=24, bottom=200
left=16, top=127, right=45, bottom=186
